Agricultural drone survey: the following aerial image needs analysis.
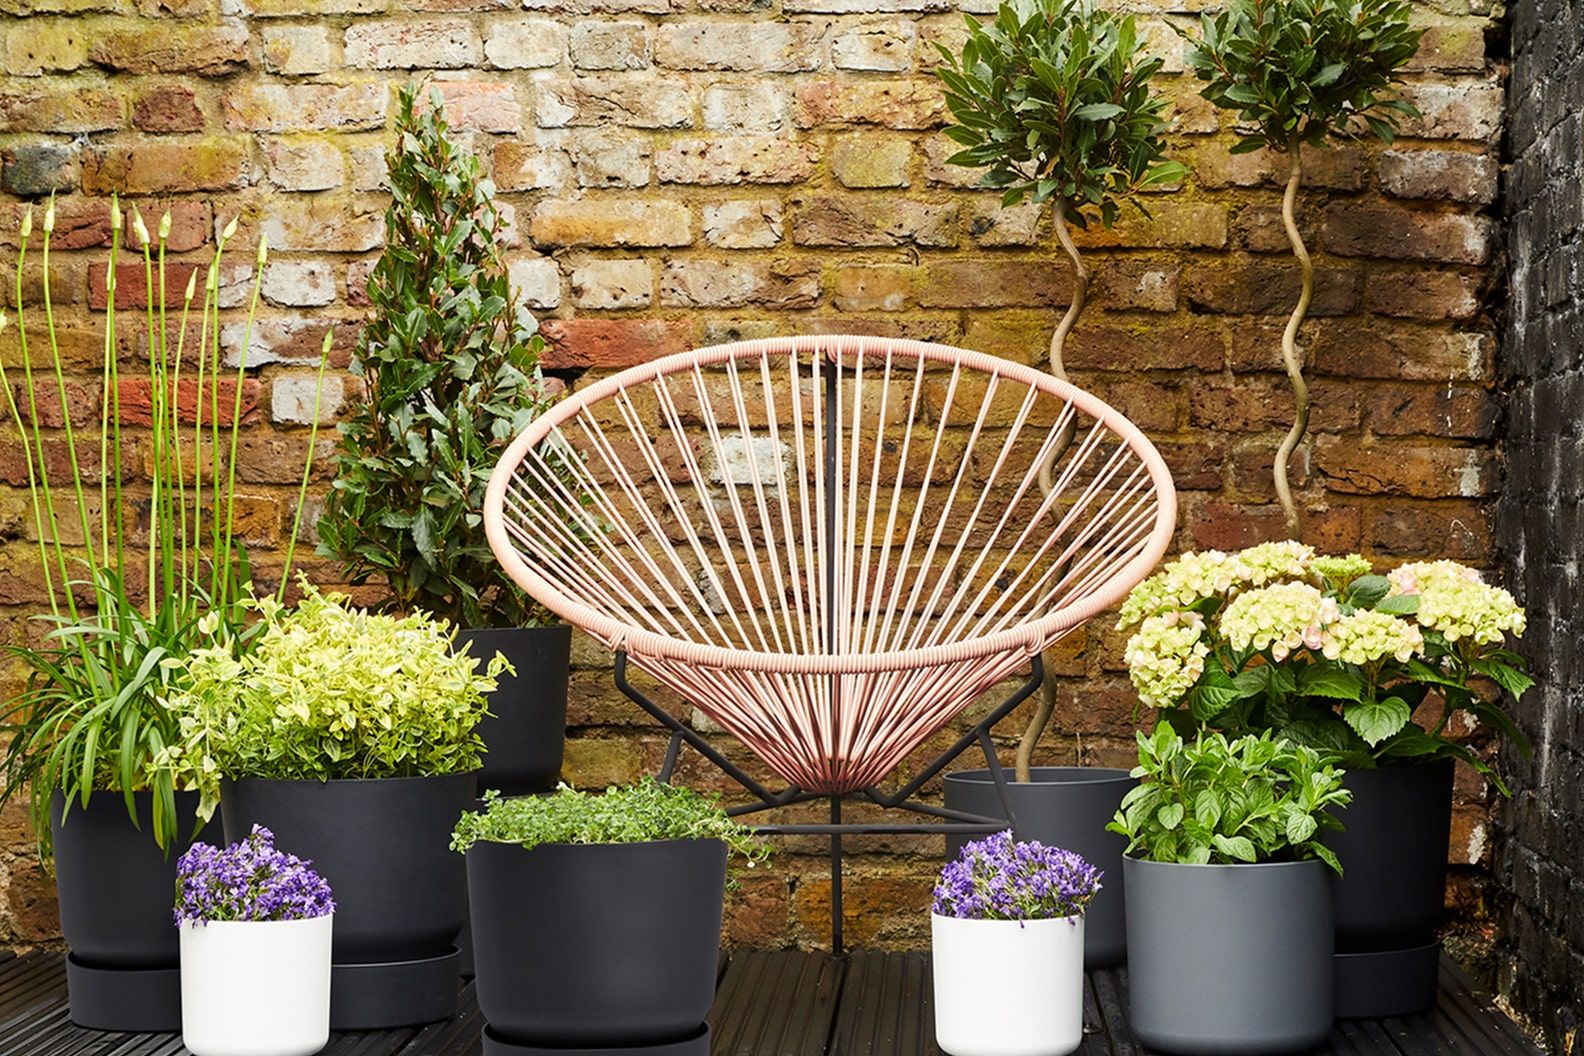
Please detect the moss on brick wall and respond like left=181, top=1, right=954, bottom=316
left=0, top=0, right=1507, bottom=950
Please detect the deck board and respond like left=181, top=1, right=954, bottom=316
left=0, top=950, right=1543, bottom=1056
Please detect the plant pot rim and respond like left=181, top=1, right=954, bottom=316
left=224, top=771, right=480, bottom=789
left=1340, top=756, right=1457, bottom=773
left=178, top=914, right=333, bottom=931
left=930, top=911, right=1084, bottom=926
left=468, top=835, right=727, bottom=854
left=945, top=766, right=1133, bottom=786
left=1124, top=852, right=1328, bottom=871
left=458, top=623, right=571, bottom=635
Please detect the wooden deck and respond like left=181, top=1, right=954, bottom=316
left=0, top=948, right=1543, bottom=1055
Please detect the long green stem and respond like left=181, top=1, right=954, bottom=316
left=171, top=265, right=198, bottom=595
left=97, top=200, right=120, bottom=569
left=279, top=331, right=334, bottom=601
left=156, top=226, right=177, bottom=608
left=216, top=236, right=267, bottom=613
left=41, top=198, right=98, bottom=603
left=1274, top=140, right=1312, bottom=541
left=137, top=214, right=159, bottom=614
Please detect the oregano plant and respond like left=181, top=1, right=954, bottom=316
left=935, top=0, right=1184, bottom=780
left=1181, top=0, right=1423, bottom=537
left=317, top=83, right=558, bottom=629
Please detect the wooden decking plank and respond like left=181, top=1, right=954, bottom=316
left=889, top=953, right=935, bottom=1056
left=1333, top=1014, right=1408, bottom=1055
left=395, top=984, right=484, bottom=1056
left=0, top=952, right=66, bottom=1021
left=710, top=949, right=777, bottom=1056
left=1434, top=960, right=1543, bottom=1056
left=1075, top=976, right=1111, bottom=1056
left=1089, top=968, right=1142, bottom=1056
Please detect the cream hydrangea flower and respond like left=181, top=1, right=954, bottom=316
left=1234, top=540, right=1315, bottom=586
left=1416, top=579, right=1526, bottom=645
left=1219, top=582, right=1337, bottom=661
left=1386, top=559, right=1483, bottom=597
left=1124, top=611, right=1210, bottom=710
left=1319, top=609, right=1424, bottom=664
left=1117, top=550, right=1240, bottom=628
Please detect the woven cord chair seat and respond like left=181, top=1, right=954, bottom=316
left=485, top=335, right=1176, bottom=794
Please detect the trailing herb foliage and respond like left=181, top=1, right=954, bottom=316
left=934, top=0, right=1184, bottom=781
left=317, top=83, right=558, bottom=629
left=1181, top=0, right=1422, bottom=536
left=451, top=781, right=769, bottom=868
left=155, top=583, right=504, bottom=821
left=0, top=197, right=326, bottom=859
left=1108, top=727, right=1351, bottom=870
left=1118, top=543, right=1532, bottom=792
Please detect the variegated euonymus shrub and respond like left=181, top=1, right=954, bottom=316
left=155, top=583, right=508, bottom=820
left=1108, top=727, right=1351, bottom=869
left=1117, top=542, right=1532, bottom=792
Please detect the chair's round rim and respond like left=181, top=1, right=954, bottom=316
left=485, top=334, right=1178, bottom=675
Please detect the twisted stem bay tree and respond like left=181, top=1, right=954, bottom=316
left=1182, top=0, right=1422, bottom=538
left=935, top=0, right=1184, bottom=781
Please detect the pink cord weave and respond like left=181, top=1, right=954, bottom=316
left=485, top=335, right=1176, bottom=793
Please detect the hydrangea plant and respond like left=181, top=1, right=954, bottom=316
left=932, top=830, right=1102, bottom=921
left=1118, top=543, right=1532, bottom=791
left=1108, top=727, right=1351, bottom=869
left=175, top=825, right=335, bottom=925
left=155, top=582, right=507, bottom=820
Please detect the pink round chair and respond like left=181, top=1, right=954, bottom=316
left=484, top=334, right=1176, bottom=947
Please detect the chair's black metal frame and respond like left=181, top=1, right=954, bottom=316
left=613, top=652, right=1042, bottom=953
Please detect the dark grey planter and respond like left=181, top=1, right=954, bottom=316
left=221, top=772, right=476, bottom=1029
left=943, top=767, right=1133, bottom=967
left=1124, top=855, right=1333, bottom=1055
left=458, top=624, right=571, bottom=797
left=467, top=838, right=726, bottom=1047
left=1326, top=758, right=1454, bottom=1018
left=51, top=790, right=219, bottom=1031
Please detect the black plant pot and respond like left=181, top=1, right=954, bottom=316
left=944, top=767, right=1134, bottom=968
left=1124, top=856, right=1334, bottom=1055
left=51, top=789, right=219, bottom=1031
left=458, top=624, right=571, bottom=797
left=468, top=838, right=726, bottom=1047
left=221, top=772, right=476, bottom=1029
left=1325, top=758, right=1454, bottom=1018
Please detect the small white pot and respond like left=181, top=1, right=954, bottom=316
left=180, top=915, right=333, bottom=1056
left=931, top=912, right=1085, bottom=1056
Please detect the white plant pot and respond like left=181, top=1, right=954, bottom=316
left=931, top=912, right=1085, bottom=1056
left=180, top=915, right=333, bottom=1056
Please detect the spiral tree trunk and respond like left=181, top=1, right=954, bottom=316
left=1016, top=200, right=1089, bottom=784
left=1274, top=141, right=1313, bottom=541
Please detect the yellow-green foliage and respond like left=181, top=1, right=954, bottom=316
left=156, top=583, right=507, bottom=820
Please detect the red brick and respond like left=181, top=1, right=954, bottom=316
left=792, top=79, right=945, bottom=129
left=1366, top=503, right=1492, bottom=561
left=1188, top=378, right=1361, bottom=433
left=117, top=377, right=262, bottom=427
left=1183, top=264, right=1359, bottom=316
left=1189, top=500, right=1362, bottom=552
left=0, top=86, right=121, bottom=133
left=1366, top=386, right=1497, bottom=439
left=82, top=140, right=248, bottom=194
left=1364, top=270, right=1484, bottom=320
left=132, top=85, right=203, bottom=132
left=89, top=262, right=194, bottom=310
left=538, top=319, right=695, bottom=368
left=1314, top=439, right=1496, bottom=498
left=915, top=261, right=1068, bottom=308
left=1309, top=324, right=1492, bottom=381
left=1323, top=204, right=1495, bottom=265
left=1064, top=325, right=1223, bottom=372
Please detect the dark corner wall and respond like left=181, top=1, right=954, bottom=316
left=1498, top=0, right=1584, bottom=1047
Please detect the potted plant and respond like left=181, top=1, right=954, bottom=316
left=1109, top=728, right=1350, bottom=1054
left=0, top=198, right=327, bottom=1030
left=176, top=826, right=335, bottom=1056
left=1181, top=0, right=1422, bottom=537
left=1117, top=544, right=1531, bottom=1016
left=451, top=780, right=767, bottom=1055
left=316, top=83, right=569, bottom=799
left=157, top=583, right=504, bottom=1029
left=931, top=831, right=1102, bottom=1056
left=933, top=0, right=1185, bottom=969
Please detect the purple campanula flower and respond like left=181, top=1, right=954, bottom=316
left=932, top=830, right=1102, bottom=922
left=174, top=825, right=335, bottom=926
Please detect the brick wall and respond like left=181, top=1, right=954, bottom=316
left=0, top=0, right=1509, bottom=950
left=1496, top=0, right=1584, bottom=1045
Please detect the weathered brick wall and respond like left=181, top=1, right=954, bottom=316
left=0, top=0, right=1509, bottom=950
left=1496, top=0, right=1584, bottom=1045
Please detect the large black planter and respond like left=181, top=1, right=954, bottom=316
left=458, top=624, right=571, bottom=797
left=467, top=838, right=726, bottom=1047
left=943, top=767, right=1134, bottom=968
left=51, top=789, right=219, bottom=1031
left=221, top=772, right=476, bottom=1029
left=1124, top=856, right=1333, bottom=1055
left=1325, top=758, right=1455, bottom=1018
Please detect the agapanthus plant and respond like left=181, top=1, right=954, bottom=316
left=1118, top=542, right=1532, bottom=791
left=174, top=825, right=334, bottom=925
left=932, top=831, right=1102, bottom=922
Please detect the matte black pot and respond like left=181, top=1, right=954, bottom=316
left=51, top=789, right=219, bottom=1030
left=458, top=625, right=571, bottom=796
left=221, top=772, right=476, bottom=1028
left=468, top=838, right=726, bottom=1046
left=1124, top=856, right=1333, bottom=1055
left=943, top=767, right=1133, bottom=968
left=1325, top=758, right=1454, bottom=1018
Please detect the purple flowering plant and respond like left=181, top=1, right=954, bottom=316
left=932, top=831, right=1102, bottom=922
left=174, top=826, right=335, bottom=926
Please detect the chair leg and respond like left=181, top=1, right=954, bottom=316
left=830, top=796, right=843, bottom=955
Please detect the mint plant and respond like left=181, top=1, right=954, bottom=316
left=1181, top=0, right=1422, bottom=537
left=317, top=83, right=558, bottom=629
left=1108, top=727, right=1351, bottom=870
left=935, top=0, right=1184, bottom=779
